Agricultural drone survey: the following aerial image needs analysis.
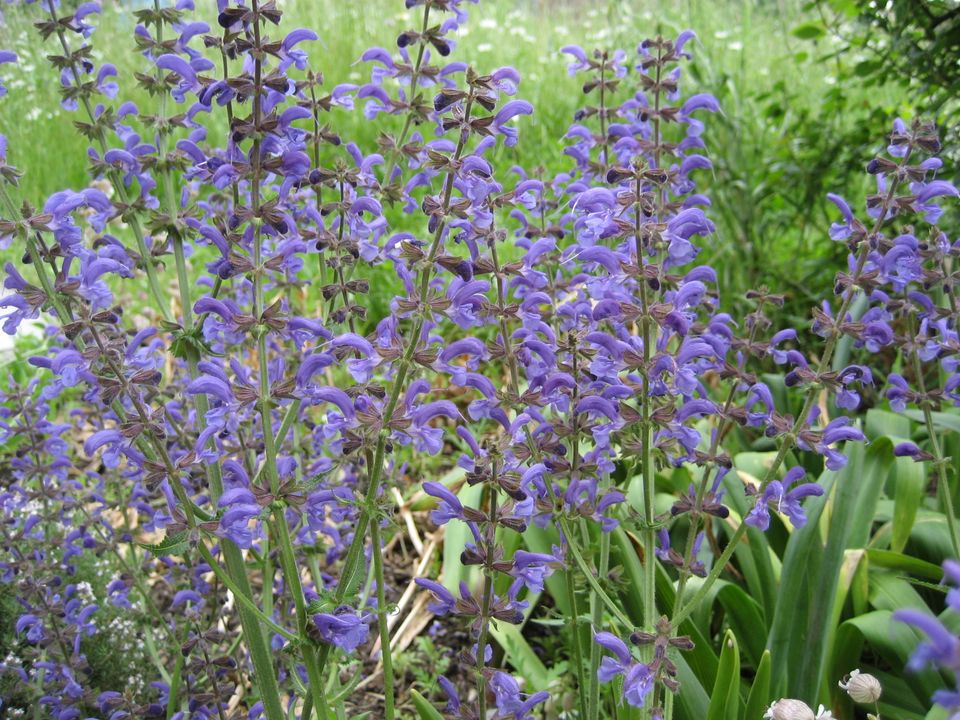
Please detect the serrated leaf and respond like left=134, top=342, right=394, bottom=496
left=139, top=530, right=189, bottom=557
left=305, top=599, right=334, bottom=615
left=170, top=326, right=216, bottom=361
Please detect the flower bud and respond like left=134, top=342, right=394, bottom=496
left=839, top=669, right=882, bottom=704
left=764, top=699, right=815, bottom=720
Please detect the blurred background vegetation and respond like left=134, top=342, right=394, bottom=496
left=0, top=0, right=958, bottom=324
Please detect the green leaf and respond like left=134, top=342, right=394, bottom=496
left=791, top=21, right=826, bottom=39
left=865, top=549, right=943, bottom=580
left=865, top=408, right=912, bottom=440
left=892, top=452, right=927, bottom=553
left=745, top=650, right=772, bottom=720
left=305, top=599, right=334, bottom=616
left=770, top=438, right=891, bottom=700
left=170, top=325, right=216, bottom=361
left=851, top=551, right=871, bottom=617
left=410, top=689, right=444, bottom=720
left=139, top=530, right=189, bottom=557
left=707, top=629, right=741, bottom=720
left=905, top=409, right=960, bottom=434
left=715, top=584, right=766, bottom=669
left=674, top=653, right=711, bottom=720
left=854, top=59, right=883, bottom=77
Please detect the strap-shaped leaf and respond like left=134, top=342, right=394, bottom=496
left=706, top=629, right=740, bottom=720
left=410, top=689, right=444, bottom=720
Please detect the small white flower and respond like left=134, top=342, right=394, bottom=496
left=815, top=705, right=835, bottom=720
left=764, top=699, right=816, bottom=720
left=839, top=669, right=882, bottom=704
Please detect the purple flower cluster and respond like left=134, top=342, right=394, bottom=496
left=0, top=0, right=957, bottom=718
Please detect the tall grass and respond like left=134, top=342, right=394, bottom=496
left=0, top=0, right=904, bottom=311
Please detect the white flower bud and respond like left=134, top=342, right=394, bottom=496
left=764, top=699, right=816, bottom=720
left=839, top=669, right=882, bottom=703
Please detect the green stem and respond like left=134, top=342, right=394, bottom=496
left=475, top=483, right=498, bottom=720
left=166, top=653, right=184, bottom=720
left=379, top=2, right=432, bottom=186
left=196, top=541, right=298, bottom=642
left=271, top=509, right=331, bottom=719
left=588, top=516, right=611, bottom=720
left=150, top=8, right=288, bottom=715
left=561, top=516, right=633, bottom=629
left=672, top=313, right=765, bottom=614
left=370, top=516, right=395, bottom=720
left=566, top=569, right=589, bottom=720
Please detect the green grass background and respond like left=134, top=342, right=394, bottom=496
left=0, top=0, right=911, bottom=316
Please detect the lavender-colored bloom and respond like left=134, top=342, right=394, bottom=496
left=745, top=467, right=824, bottom=531
left=894, top=609, right=960, bottom=672
left=438, top=676, right=461, bottom=715
left=488, top=671, right=550, bottom=719
left=415, top=578, right=457, bottom=616
left=560, top=45, right=590, bottom=76
left=595, top=631, right=632, bottom=681
left=494, top=100, right=533, bottom=146
left=0, top=51, right=18, bottom=97
left=511, top=548, right=562, bottom=593
left=217, top=487, right=262, bottom=549
left=894, top=562, right=960, bottom=717
left=423, top=481, right=464, bottom=524
left=312, top=607, right=370, bottom=652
